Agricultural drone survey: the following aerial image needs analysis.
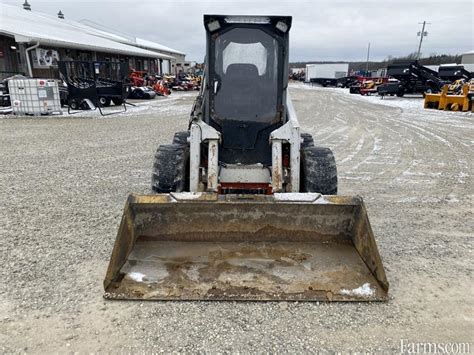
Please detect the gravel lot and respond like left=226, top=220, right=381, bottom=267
left=1, top=84, right=472, bottom=353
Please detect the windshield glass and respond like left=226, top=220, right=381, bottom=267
left=214, top=28, right=279, bottom=122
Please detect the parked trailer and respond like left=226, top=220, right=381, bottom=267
left=438, top=65, right=472, bottom=82
left=58, top=61, right=130, bottom=115
left=306, top=63, right=349, bottom=86
left=377, top=61, right=443, bottom=97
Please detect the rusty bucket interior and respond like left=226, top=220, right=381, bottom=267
left=104, top=193, right=389, bottom=301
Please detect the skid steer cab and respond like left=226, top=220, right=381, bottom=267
left=103, top=15, right=389, bottom=302
left=151, top=15, right=337, bottom=195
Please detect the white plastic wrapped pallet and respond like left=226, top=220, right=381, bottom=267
left=9, top=79, right=62, bottom=116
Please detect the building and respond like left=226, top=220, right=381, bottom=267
left=77, top=20, right=186, bottom=74
left=0, top=2, right=186, bottom=79
left=461, top=50, right=474, bottom=73
left=461, top=50, right=474, bottom=64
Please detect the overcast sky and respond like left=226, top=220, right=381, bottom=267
left=2, top=0, right=473, bottom=62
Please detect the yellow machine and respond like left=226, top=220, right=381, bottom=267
left=469, top=79, right=474, bottom=113
left=444, top=84, right=471, bottom=112
left=364, top=80, right=375, bottom=89
left=424, top=86, right=447, bottom=110
left=447, top=79, right=466, bottom=94
left=424, top=81, right=472, bottom=112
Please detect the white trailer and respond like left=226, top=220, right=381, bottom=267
left=305, top=63, right=349, bottom=82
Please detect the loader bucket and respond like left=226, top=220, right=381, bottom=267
left=104, top=193, right=389, bottom=301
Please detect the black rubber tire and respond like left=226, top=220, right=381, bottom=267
left=79, top=100, right=91, bottom=110
left=151, top=143, right=189, bottom=193
left=172, top=131, right=190, bottom=145
left=112, top=98, right=124, bottom=106
left=99, top=97, right=111, bottom=107
left=69, top=99, right=79, bottom=110
left=135, top=89, right=144, bottom=99
left=300, top=146, right=338, bottom=195
left=300, top=132, right=315, bottom=149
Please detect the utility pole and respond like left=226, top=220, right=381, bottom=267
left=416, top=21, right=430, bottom=60
left=365, top=42, right=370, bottom=76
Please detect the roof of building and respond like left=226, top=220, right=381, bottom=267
left=0, top=4, right=176, bottom=60
left=78, top=20, right=186, bottom=56
left=134, top=37, right=185, bottom=56
left=462, top=50, right=474, bottom=55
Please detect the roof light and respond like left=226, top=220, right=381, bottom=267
left=207, top=19, right=221, bottom=32
left=275, top=21, right=288, bottom=33
left=225, top=16, right=270, bottom=24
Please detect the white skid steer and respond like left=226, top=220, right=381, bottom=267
left=104, top=15, right=389, bottom=301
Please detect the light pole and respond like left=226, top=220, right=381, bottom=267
left=416, top=21, right=430, bottom=60
left=366, top=42, right=370, bottom=77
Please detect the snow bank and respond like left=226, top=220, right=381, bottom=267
left=290, top=82, right=473, bottom=118
left=62, top=91, right=196, bottom=118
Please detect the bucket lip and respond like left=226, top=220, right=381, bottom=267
left=128, top=192, right=365, bottom=206
left=103, top=288, right=389, bottom=302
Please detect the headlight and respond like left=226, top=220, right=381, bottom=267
left=224, top=16, right=270, bottom=24
left=275, top=21, right=288, bottom=33
left=207, top=19, right=221, bottom=32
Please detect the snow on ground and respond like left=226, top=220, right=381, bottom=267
left=340, top=283, right=375, bottom=297
left=291, top=82, right=473, bottom=118
left=125, top=272, right=147, bottom=282
left=0, top=91, right=197, bottom=119
left=61, top=91, right=197, bottom=118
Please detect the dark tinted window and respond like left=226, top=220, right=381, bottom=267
left=214, top=28, right=278, bottom=122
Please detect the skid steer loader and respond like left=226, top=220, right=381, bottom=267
left=104, top=15, right=389, bottom=301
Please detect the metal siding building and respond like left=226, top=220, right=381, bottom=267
left=461, top=50, right=474, bottom=73
left=461, top=50, right=474, bottom=64
left=0, top=3, right=186, bottom=78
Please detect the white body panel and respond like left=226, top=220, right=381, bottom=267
left=271, top=140, right=283, bottom=192
left=219, top=164, right=270, bottom=184
left=270, top=93, right=301, bottom=192
left=189, top=120, right=220, bottom=192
